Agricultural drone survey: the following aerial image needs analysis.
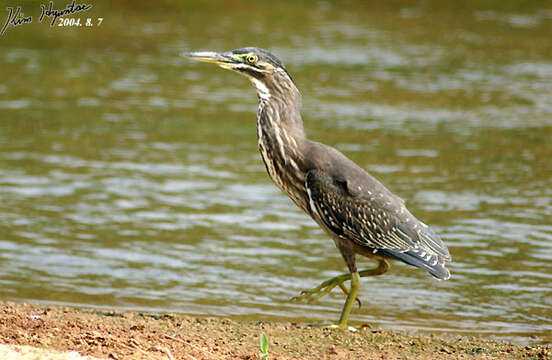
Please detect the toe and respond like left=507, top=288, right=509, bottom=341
left=326, top=324, right=357, bottom=332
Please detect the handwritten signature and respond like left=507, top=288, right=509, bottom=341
left=40, top=0, right=93, bottom=26
left=0, top=7, right=32, bottom=36
left=0, top=0, right=93, bottom=36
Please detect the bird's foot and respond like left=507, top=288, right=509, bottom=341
left=304, top=321, right=357, bottom=332
left=326, top=323, right=357, bottom=332
left=291, top=273, right=360, bottom=306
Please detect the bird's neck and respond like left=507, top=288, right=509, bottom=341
left=253, top=73, right=310, bottom=213
left=251, top=72, right=305, bottom=138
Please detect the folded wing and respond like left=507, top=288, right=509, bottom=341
left=305, top=169, right=451, bottom=280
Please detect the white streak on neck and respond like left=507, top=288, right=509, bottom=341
left=251, top=78, right=271, bottom=101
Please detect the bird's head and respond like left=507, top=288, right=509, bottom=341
left=182, top=47, right=297, bottom=101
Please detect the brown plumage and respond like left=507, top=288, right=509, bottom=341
left=183, top=47, right=451, bottom=329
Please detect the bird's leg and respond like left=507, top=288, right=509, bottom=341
left=334, top=271, right=360, bottom=329
left=291, top=272, right=352, bottom=304
left=291, top=259, right=389, bottom=304
left=342, top=259, right=390, bottom=299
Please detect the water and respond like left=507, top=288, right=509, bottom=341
left=1, top=0, right=551, bottom=344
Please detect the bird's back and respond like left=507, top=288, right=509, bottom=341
left=301, top=140, right=451, bottom=279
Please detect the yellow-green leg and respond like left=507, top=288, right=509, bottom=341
left=292, top=259, right=390, bottom=329
left=334, top=271, right=360, bottom=329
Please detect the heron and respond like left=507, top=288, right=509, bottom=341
left=182, top=47, right=451, bottom=330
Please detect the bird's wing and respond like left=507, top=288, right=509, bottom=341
left=305, top=169, right=451, bottom=279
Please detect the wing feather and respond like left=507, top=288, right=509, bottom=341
left=305, top=169, right=451, bottom=279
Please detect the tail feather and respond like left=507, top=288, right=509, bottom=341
left=380, top=248, right=451, bottom=280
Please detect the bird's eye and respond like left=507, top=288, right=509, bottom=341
left=246, top=55, right=258, bottom=64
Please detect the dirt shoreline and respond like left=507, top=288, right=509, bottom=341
left=0, top=302, right=549, bottom=360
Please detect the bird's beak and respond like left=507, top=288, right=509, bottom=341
left=181, top=51, right=239, bottom=68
